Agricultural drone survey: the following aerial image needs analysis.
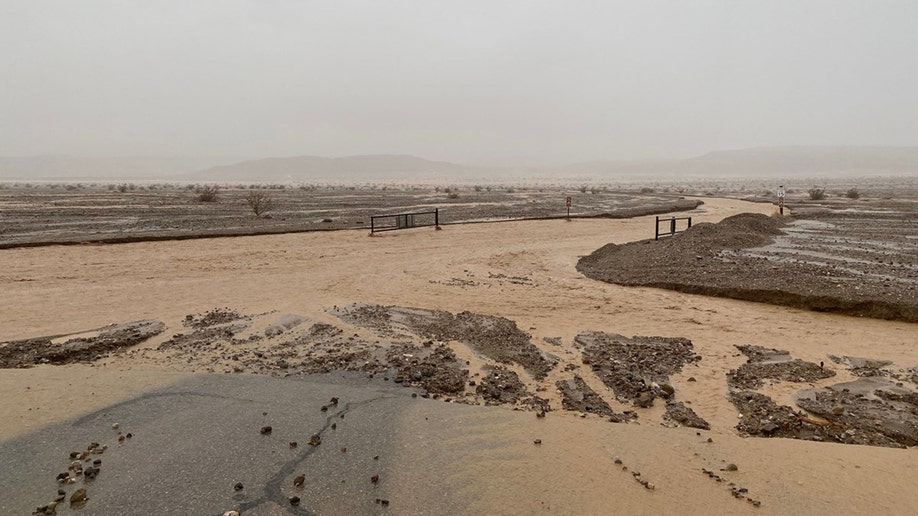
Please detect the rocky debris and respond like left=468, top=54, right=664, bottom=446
left=0, top=320, right=165, bottom=368
left=727, top=345, right=835, bottom=389
left=828, top=355, right=894, bottom=377
left=663, top=402, right=710, bottom=430
left=701, top=468, right=762, bottom=506
left=386, top=343, right=469, bottom=394
left=183, top=308, right=247, bottom=329
left=556, top=375, right=632, bottom=421
left=259, top=425, right=272, bottom=435
left=157, top=323, right=248, bottom=352
left=729, top=386, right=917, bottom=448
left=476, top=366, right=529, bottom=405
left=795, top=379, right=918, bottom=448
left=335, top=304, right=556, bottom=379
left=575, top=331, right=698, bottom=407
left=293, top=474, right=305, bottom=487
left=730, top=390, right=822, bottom=439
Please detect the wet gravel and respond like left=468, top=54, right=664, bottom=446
left=577, top=211, right=918, bottom=322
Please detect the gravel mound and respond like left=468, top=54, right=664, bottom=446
left=577, top=212, right=918, bottom=322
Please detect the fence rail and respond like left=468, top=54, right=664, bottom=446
left=370, top=209, right=439, bottom=234
left=655, top=215, right=692, bottom=240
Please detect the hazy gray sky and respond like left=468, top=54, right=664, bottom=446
left=2, top=1, right=918, bottom=165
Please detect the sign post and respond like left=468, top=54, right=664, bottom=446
left=777, top=185, right=786, bottom=215
left=566, top=196, right=572, bottom=220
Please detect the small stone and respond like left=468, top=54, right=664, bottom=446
left=125, top=433, right=133, bottom=439
left=374, top=455, right=379, bottom=460
left=723, top=464, right=738, bottom=472
left=260, top=425, right=272, bottom=435
left=340, top=446, right=347, bottom=453
left=331, top=423, right=337, bottom=430
left=118, top=434, right=126, bottom=442
left=84, top=467, right=100, bottom=479
left=706, top=437, right=713, bottom=443
left=645, top=483, right=655, bottom=490
left=381, top=499, right=390, bottom=506
left=55, top=472, right=69, bottom=483
left=308, top=434, right=321, bottom=446
left=92, top=459, right=101, bottom=466
left=289, top=496, right=300, bottom=506
left=70, top=488, right=87, bottom=504
left=533, top=439, right=542, bottom=445
left=112, top=422, right=119, bottom=430
left=289, top=441, right=298, bottom=448
left=687, top=377, right=697, bottom=382
left=234, top=482, right=244, bottom=492
left=371, top=474, right=379, bottom=484
left=614, top=458, right=622, bottom=465
left=293, top=474, right=305, bottom=487
left=223, top=511, right=240, bottom=516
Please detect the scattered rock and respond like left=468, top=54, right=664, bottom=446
left=664, top=401, right=711, bottom=430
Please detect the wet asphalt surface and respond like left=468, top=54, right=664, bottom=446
left=0, top=373, right=436, bottom=515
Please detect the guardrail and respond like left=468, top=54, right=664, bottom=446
left=655, top=215, right=692, bottom=240
left=370, top=209, right=439, bottom=234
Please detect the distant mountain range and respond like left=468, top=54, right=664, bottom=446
left=3, top=146, right=918, bottom=182
left=192, top=154, right=472, bottom=182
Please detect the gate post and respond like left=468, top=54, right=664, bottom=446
left=655, top=216, right=660, bottom=240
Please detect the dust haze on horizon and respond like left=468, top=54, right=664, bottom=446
left=2, top=1, right=918, bottom=168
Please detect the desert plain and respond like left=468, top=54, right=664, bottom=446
left=1, top=181, right=917, bottom=515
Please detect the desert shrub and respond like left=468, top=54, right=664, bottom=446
left=447, top=191, right=460, bottom=199
left=65, top=184, right=78, bottom=191
left=845, top=188, right=860, bottom=199
left=808, top=187, right=826, bottom=200
left=580, top=186, right=588, bottom=193
left=244, top=191, right=274, bottom=216
left=640, top=187, right=655, bottom=193
left=474, top=185, right=483, bottom=192
left=196, top=185, right=219, bottom=202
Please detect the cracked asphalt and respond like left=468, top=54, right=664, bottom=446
left=0, top=373, right=444, bottom=515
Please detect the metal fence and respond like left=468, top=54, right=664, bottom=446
left=654, top=215, right=692, bottom=240
left=370, top=209, right=440, bottom=234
